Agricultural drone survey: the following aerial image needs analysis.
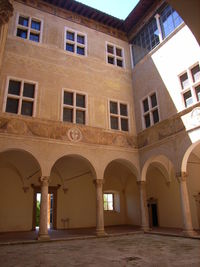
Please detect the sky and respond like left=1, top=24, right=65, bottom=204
left=75, top=0, right=140, bottom=20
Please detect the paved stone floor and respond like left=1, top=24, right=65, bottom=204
left=0, top=234, right=200, bottom=267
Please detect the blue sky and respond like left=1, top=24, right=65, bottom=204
left=75, top=0, right=140, bottom=20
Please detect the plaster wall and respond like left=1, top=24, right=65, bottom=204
left=146, top=167, right=182, bottom=228
left=132, top=24, right=200, bottom=133
left=0, top=1, right=137, bottom=135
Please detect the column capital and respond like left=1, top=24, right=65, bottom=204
left=93, top=179, right=104, bottom=187
left=39, top=176, right=49, bottom=186
left=176, top=172, right=188, bottom=182
left=137, top=180, right=146, bottom=186
left=0, top=0, right=14, bottom=25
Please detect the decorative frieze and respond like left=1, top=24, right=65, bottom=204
left=0, top=115, right=137, bottom=148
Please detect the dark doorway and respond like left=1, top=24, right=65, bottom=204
left=148, top=198, right=159, bottom=227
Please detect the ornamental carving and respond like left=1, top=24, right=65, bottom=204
left=191, top=107, right=200, bottom=126
left=68, top=127, right=82, bottom=142
left=0, top=0, right=13, bottom=25
left=0, top=115, right=136, bottom=148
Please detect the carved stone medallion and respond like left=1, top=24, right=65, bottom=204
left=191, top=107, right=200, bottom=126
left=68, top=127, right=82, bottom=142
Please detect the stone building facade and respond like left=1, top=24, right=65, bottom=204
left=0, top=0, right=199, bottom=240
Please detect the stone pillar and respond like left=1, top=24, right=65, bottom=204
left=94, top=179, right=105, bottom=236
left=38, top=176, right=50, bottom=240
left=137, top=181, right=149, bottom=231
left=177, top=172, right=196, bottom=237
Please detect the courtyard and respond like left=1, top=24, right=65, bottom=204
left=0, top=234, right=200, bottom=267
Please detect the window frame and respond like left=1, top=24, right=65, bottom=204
left=61, top=88, right=88, bottom=125
left=64, top=27, right=87, bottom=57
left=3, top=76, right=38, bottom=117
left=141, top=91, right=160, bottom=129
left=103, top=192, right=114, bottom=211
left=106, top=42, right=125, bottom=68
left=15, top=13, right=43, bottom=43
left=108, top=99, right=129, bottom=132
left=179, top=62, right=200, bottom=108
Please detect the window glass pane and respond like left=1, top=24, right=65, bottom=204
left=143, top=98, right=149, bottom=112
left=29, top=33, right=39, bottom=42
left=117, top=59, right=123, bottom=67
left=180, top=73, right=189, bottom=89
left=107, top=45, right=114, bottom=54
left=110, top=101, right=118, bottom=114
left=23, top=83, right=35, bottom=98
left=18, top=16, right=29, bottom=27
left=120, top=103, right=127, bottom=116
left=21, top=101, right=33, bottom=116
left=108, top=56, right=114, bottom=65
left=76, top=94, right=85, bottom=108
left=66, top=31, right=74, bottom=41
left=17, top=28, right=27, bottom=39
left=191, top=65, right=200, bottom=83
left=121, top=118, right=128, bottom=131
left=77, top=46, right=85, bottom=55
left=64, top=92, right=73, bottom=105
left=77, top=35, right=85, bottom=44
left=8, top=80, right=21, bottom=95
left=110, top=116, right=118, bottom=130
left=195, top=85, right=200, bottom=102
left=104, top=194, right=108, bottom=202
left=183, top=91, right=193, bottom=107
left=66, top=43, right=74, bottom=53
left=6, top=98, right=19, bottom=114
left=144, top=113, right=150, bottom=128
left=108, top=202, right=113, bottom=210
left=76, top=110, right=85, bottom=124
left=116, top=48, right=122, bottom=57
left=152, top=109, right=159, bottom=124
left=63, top=108, right=73, bottom=122
left=31, top=20, right=40, bottom=31
left=150, top=93, right=157, bottom=107
left=107, top=194, right=113, bottom=202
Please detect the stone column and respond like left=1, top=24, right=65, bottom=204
left=177, top=172, right=196, bottom=237
left=38, top=176, right=50, bottom=240
left=94, top=179, right=105, bottom=236
left=137, top=181, right=149, bottom=231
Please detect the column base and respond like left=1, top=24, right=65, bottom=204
left=141, top=225, right=150, bottom=232
left=37, top=233, right=50, bottom=241
left=96, top=229, right=107, bottom=237
left=182, top=229, right=197, bottom=237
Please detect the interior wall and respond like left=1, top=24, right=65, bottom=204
left=146, top=166, right=182, bottom=228
left=187, top=152, right=200, bottom=230
left=104, top=162, right=140, bottom=226
left=0, top=167, right=33, bottom=232
left=50, top=171, right=96, bottom=229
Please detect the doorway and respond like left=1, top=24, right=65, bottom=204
left=148, top=198, right=159, bottom=227
left=32, top=187, right=57, bottom=230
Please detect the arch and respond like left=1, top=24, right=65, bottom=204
left=103, top=158, right=139, bottom=179
left=181, top=140, right=200, bottom=173
left=0, top=148, right=42, bottom=187
left=50, top=153, right=97, bottom=182
left=141, top=154, right=175, bottom=182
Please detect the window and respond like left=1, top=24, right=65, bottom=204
left=104, top=193, right=114, bottom=211
left=62, top=90, right=87, bottom=124
left=64, top=28, right=86, bottom=56
left=106, top=43, right=124, bottom=68
left=16, top=15, right=42, bottom=42
left=160, top=5, right=183, bottom=39
left=5, top=78, right=36, bottom=116
left=180, top=63, right=200, bottom=108
left=109, top=101, right=129, bottom=131
left=131, top=4, right=183, bottom=65
left=142, top=92, right=160, bottom=129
